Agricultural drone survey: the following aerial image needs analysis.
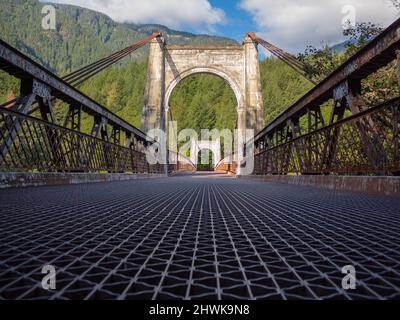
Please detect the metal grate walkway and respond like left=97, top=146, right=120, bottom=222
left=1, top=173, right=400, bottom=300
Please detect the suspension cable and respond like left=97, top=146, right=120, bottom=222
left=247, top=32, right=317, bottom=85
left=63, top=32, right=162, bottom=87
left=1, top=33, right=162, bottom=115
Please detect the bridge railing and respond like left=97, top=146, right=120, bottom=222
left=253, top=97, right=400, bottom=175
left=0, top=39, right=150, bottom=144
left=0, top=107, right=165, bottom=174
left=251, top=17, right=400, bottom=177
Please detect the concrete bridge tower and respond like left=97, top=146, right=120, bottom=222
left=141, top=34, right=265, bottom=140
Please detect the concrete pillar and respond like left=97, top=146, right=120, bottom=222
left=243, top=35, right=265, bottom=132
left=236, top=108, right=247, bottom=150
left=141, top=36, right=165, bottom=134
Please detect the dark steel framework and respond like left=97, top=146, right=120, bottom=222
left=252, top=18, right=400, bottom=176
left=2, top=17, right=400, bottom=176
left=254, top=98, right=400, bottom=175
left=0, top=35, right=173, bottom=174
left=0, top=107, right=164, bottom=173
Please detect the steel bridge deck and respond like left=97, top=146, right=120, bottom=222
left=1, top=173, right=399, bottom=300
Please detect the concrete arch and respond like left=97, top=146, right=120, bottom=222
left=141, top=35, right=265, bottom=144
left=164, top=67, right=244, bottom=113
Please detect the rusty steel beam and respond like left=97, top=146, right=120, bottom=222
left=0, top=107, right=163, bottom=174
left=253, top=97, right=400, bottom=175
left=254, top=17, right=400, bottom=143
left=0, top=39, right=149, bottom=142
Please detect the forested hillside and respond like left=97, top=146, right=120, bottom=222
left=75, top=58, right=312, bottom=132
left=260, top=59, right=314, bottom=125
left=0, top=0, right=312, bottom=135
left=0, top=0, right=236, bottom=74
left=1, top=0, right=393, bottom=139
left=169, top=74, right=238, bottom=134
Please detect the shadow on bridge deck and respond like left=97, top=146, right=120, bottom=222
left=0, top=175, right=399, bottom=300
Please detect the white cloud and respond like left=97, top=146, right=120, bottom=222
left=239, top=0, right=399, bottom=53
left=49, top=0, right=226, bottom=30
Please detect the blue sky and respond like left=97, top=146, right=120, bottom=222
left=206, top=0, right=257, bottom=41
left=48, top=0, right=399, bottom=53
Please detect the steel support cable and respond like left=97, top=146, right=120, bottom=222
left=251, top=35, right=309, bottom=71
left=250, top=35, right=306, bottom=70
left=259, top=40, right=306, bottom=70
left=271, top=44, right=305, bottom=69
left=62, top=46, right=134, bottom=82
left=247, top=33, right=317, bottom=85
left=262, top=45, right=305, bottom=72
left=259, top=41, right=316, bottom=84
left=1, top=40, right=148, bottom=112
left=63, top=33, right=161, bottom=81
left=65, top=41, right=146, bottom=85
left=24, top=39, right=145, bottom=112
left=265, top=46, right=314, bottom=81
left=0, top=33, right=162, bottom=116
left=63, top=46, right=137, bottom=83
left=63, top=33, right=161, bottom=85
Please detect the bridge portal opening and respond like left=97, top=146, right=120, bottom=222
left=197, top=149, right=215, bottom=171
left=169, top=73, right=237, bottom=171
left=169, top=73, right=237, bottom=135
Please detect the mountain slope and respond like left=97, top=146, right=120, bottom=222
left=0, top=0, right=237, bottom=75
left=0, top=0, right=312, bottom=138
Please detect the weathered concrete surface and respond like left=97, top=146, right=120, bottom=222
left=141, top=37, right=166, bottom=134
left=0, top=172, right=166, bottom=189
left=240, top=175, right=400, bottom=197
left=141, top=36, right=265, bottom=140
